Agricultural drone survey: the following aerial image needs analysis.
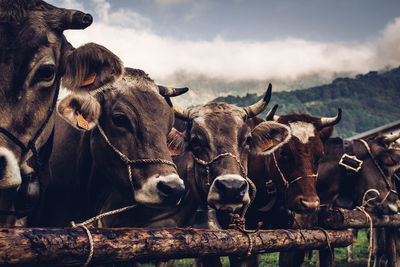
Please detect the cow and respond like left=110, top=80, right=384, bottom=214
left=32, top=68, right=188, bottom=228
left=316, top=132, right=400, bottom=266
left=240, top=105, right=342, bottom=267
left=0, top=0, right=123, bottom=225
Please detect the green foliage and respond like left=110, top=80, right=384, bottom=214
left=213, top=67, right=400, bottom=138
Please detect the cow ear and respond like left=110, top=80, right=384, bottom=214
left=167, top=128, right=186, bottom=156
left=61, top=43, right=123, bottom=92
left=250, top=121, right=291, bottom=155
left=320, top=126, right=334, bottom=142
left=57, top=94, right=101, bottom=131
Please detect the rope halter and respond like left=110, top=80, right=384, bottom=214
left=272, top=151, right=317, bottom=198
left=358, top=139, right=398, bottom=205
left=96, top=123, right=177, bottom=197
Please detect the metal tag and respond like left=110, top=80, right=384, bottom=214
left=339, top=154, right=363, bottom=172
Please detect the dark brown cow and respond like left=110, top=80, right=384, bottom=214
left=0, top=0, right=123, bottom=223
left=317, top=133, right=400, bottom=267
left=246, top=106, right=342, bottom=220
left=317, top=133, right=400, bottom=214
left=34, top=68, right=187, bottom=227
left=241, top=106, right=341, bottom=267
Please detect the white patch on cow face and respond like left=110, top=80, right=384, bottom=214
left=134, top=173, right=184, bottom=206
left=289, top=122, right=316, bottom=144
left=0, top=148, right=22, bottom=189
left=207, top=174, right=250, bottom=212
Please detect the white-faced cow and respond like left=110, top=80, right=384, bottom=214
left=240, top=105, right=342, bottom=267
left=0, top=0, right=123, bottom=224
left=34, top=68, right=187, bottom=227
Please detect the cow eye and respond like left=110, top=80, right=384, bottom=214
left=32, top=64, right=55, bottom=84
left=244, top=136, right=252, bottom=148
left=112, top=114, right=130, bottom=129
left=189, top=136, right=204, bottom=152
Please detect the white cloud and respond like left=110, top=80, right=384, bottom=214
left=52, top=0, right=400, bottom=104
left=373, top=18, right=400, bottom=69
left=155, top=0, right=190, bottom=5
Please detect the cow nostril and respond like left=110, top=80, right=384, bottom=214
left=157, top=181, right=173, bottom=196
left=214, top=179, right=225, bottom=192
left=239, top=182, right=247, bottom=193
left=157, top=180, right=185, bottom=203
left=0, top=156, right=6, bottom=180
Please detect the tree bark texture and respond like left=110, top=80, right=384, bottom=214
left=0, top=227, right=353, bottom=266
left=320, top=208, right=400, bottom=229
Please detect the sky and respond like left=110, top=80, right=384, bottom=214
left=49, top=0, right=400, bottom=103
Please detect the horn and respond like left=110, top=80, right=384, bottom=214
left=265, top=104, right=279, bottom=121
left=59, top=9, right=93, bottom=30
left=158, top=86, right=189, bottom=97
left=320, top=108, right=342, bottom=128
left=165, top=98, right=190, bottom=121
left=243, top=83, right=272, bottom=119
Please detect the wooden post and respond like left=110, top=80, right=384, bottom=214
left=320, top=208, right=400, bottom=229
left=0, top=227, right=352, bottom=266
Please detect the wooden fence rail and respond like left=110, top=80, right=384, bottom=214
left=320, top=208, right=400, bottom=229
left=0, top=227, right=352, bottom=266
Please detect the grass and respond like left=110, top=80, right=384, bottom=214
left=141, top=230, right=376, bottom=266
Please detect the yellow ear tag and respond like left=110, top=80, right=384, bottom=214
left=261, top=139, right=274, bottom=152
left=76, top=112, right=90, bottom=130
left=81, top=73, right=97, bottom=87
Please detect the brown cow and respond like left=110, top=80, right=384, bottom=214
left=317, top=133, right=400, bottom=266
left=242, top=105, right=342, bottom=267
left=31, top=68, right=188, bottom=228
left=0, top=0, right=123, bottom=224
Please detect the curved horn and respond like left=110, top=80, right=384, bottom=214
left=60, top=9, right=93, bottom=30
left=320, top=108, right=342, bottom=128
left=382, top=132, right=400, bottom=145
left=158, top=86, right=189, bottom=97
left=243, top=83, right=272, bottom=119
left=46, top=6, right=93, bottom=31
left=165, top=98, right=190, bottom=121
left=265, top=104, right=279, bottom=121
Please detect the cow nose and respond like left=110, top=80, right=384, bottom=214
left=214, top=178, right=248, bottom=203
left=0, top=155, right=6, bottom=180
left=157, top=180, right=185, bottom=204
left=300, top=198, right=320, bottom=211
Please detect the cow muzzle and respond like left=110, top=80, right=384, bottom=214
left=0, top=148, right=22, bottom=189
left=134, top=173, right=185, bottom=208
left=207, top=174, right=250, bottom=212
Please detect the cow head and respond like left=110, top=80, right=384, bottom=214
left=168, top=85, right=291, bottom=213
left=0, top=0, right=123, bottom=189
left=325, top=133, right=400, bottom=214
left=57, top=68, right=186, bottom=208
left=265, top=105, right=342, bottom=213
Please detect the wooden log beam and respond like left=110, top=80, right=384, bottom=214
left=0, top=227, right=352, bottom=266
left=320, top=208, right=400, bottom=229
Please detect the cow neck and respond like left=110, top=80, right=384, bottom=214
left=191, top=151, right=256, bottom=218
left=0, top=77, right=61, bottom=217
left=271, top=151, right=317, bottom=200
left=96, top=122, right=177, bottom=199
left=357, top=139, right=398, bottom=205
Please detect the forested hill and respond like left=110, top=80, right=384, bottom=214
left=212, top=67, right=400, bottom=138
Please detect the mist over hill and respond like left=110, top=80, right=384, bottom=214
left=212, top=66, right=400, bottom=138
left=162, top=70, right=354, bottom=108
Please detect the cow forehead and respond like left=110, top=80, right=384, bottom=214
left=288, top=121, right=316, bottom=144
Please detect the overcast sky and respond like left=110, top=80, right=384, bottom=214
left=49, top=0, right=400, bottom=89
